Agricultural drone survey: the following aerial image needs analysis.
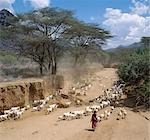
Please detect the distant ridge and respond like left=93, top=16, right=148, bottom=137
left=0, top=9, right=14, bottom=26
left=106, top=42, right=142, bottom=52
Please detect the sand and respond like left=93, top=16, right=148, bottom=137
left=0, top=68, right=149, bottom=140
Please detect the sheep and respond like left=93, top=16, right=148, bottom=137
left=117, top=111, right=123, bottom=120
left=85, top=107, right=93, bottom=115
left=3, top=108, right=25, bottom=121
left=4, top=109, right=16, bottom=119
left=39, top=99, right=44, bottom=103
left=72, top=87, right=76, bottom=91
left=123, top=109, right=127, bottom=116
left=45, top=95, right=53, bottom=101
left=109, top=106, right=115, bottom=113
left=100, top=103, right=104, bottom=109
left=98, top=114, right=105, bottom=122
left=25, top=105, right=30, bottom=110
left=120, top=108, right=127, bottom=119
left=34, top=100, right=44, bottom=105
left=33, top=100, right=40, bottom=104
left=63, top=112, right=77, bottom=120
left=100, top=113, right=105, bottom=118
left=114, top=101, right=119, bottom=107
left=46, top=108, right=53, bottom=114
left=123, top=111, right=127, bottom=118
left=65, top=101, right=72, bottom=106
left=96, top=98, right=100, bottom=101
left=84, top=87, right=89, bottom=91
left=0, top=114, right=8, bottom=121
left=20, top=107, right=26, bottom=112
left=42, top=100, right=46, bottom=104
left=58, top=115, right=64, bottom=120
left=8, top=107, right=21, bottom=117
left=104, top=110, right=108, bottom=114
left=11, top=107, right=20, bottom=111
left=102, top=101, right=109, bottom=107
left=107, top=100, right=111, bottom=105
left=32, top=107, right=40, bottom=112
left=49, top=104, right=58, bottom=110
left=111, top=106, right=115, bottom=110
left=71, top=110, right=85, bottom=118
left=63, top=112, right=71, bottom=117
left=76, top=100, right=81, bottom=105
left=106, top=111, right=111, bottom=119
left=45, top=104, right=58, bottom=115
left=14, top=110, right=24, bottom=120
left=39, top=104, right=43, bottom=109
left=46, top=104, right=57, bottom=115
left=68, top=114, right=77, bottom=120
left=44, top=95, right=53, bottom=102
left=88, top=84, right=92, bottom=88
left=94, top=109, right=99, bottom=112
left=104, top=110, right=109, bottom=120
left=4, top=110, right=12, bottom=115
left=97, top=116, right=101, bottom=122
left=90, top=105, right=100, bottom=111
left=45, top=96, right=50, bottom=102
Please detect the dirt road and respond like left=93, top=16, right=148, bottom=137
left=0, top=68, right=149, bottom=140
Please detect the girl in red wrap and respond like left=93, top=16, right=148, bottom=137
left=91, top=111, right=98, bottom=131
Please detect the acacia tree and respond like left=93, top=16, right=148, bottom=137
left=63, top=22, right=111, bottom=66
left=1, top=7, right=112, bottom=75
left=8, top=8, right=76, bottom=75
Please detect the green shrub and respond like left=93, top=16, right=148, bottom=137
left=117, top=47, right=150, bottom=107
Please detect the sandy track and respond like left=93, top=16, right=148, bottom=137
left=69, top=109, right=150, bottom=140
left=0, top=68, right=149, bottom=140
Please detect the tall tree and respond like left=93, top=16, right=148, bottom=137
left=5, top=7, right=76, bottom=75
left=63, top=22, right=111, bottom=66
left=0, top=7, right=112, bottom=75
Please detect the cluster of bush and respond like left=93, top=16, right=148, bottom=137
left=117, top=45, right=150, bottom=108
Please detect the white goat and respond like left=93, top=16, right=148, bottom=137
left=0, top=114, right=8, bottom=121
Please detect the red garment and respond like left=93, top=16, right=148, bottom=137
left=91, top=114, right=97, bottom=129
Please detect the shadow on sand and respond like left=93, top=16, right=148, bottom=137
left=85, top=128, right=95, bottom=132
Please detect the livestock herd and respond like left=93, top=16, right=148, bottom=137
left=0, top=75, right=127, bottom=123
left=0, top=106, right=28, bottom=121
left=58, top=80, right=127, bottom=121
left=0, top=94, right=55, bottom=122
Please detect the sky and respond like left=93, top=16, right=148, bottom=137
left=0, top=0, right=150, bottom=49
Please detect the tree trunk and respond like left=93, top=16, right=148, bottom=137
left=39, top=64, right=43, bottom=75
left=48, top=61, right=51, bottom=71
left=74, top=54, right=79, bottom=67
left=51, top=57, right=57, bottom=75
left=51, top=62, right=57, bottom=75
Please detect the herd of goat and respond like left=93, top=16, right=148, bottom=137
left=0, top=94, right=55, bottom=122
left=0, top=75, right=127, bottom=122
left=58, top=81, right=127, bottom=121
